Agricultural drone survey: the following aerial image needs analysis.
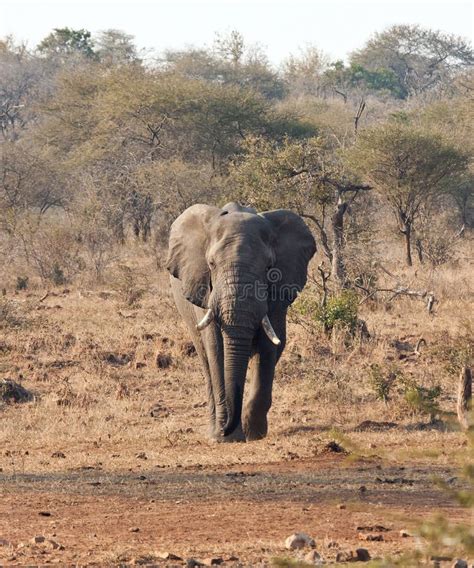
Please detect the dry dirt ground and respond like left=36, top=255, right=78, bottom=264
left=0, top=457, right=470, bottom=566
left=0, top=252, right=472, bottom=566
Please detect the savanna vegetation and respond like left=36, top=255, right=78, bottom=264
left=0, top=25, right=473, bottom=566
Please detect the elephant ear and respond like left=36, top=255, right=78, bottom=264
left=166, top=204, right=221, bottom=308
left=261, top=210, right=316, bottom=306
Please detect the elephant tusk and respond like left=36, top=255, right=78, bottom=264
left=261, top=315, right=281, bottom=346
left=196, top=309, right=214, bottom=331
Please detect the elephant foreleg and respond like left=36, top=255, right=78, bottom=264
left=243, top=311, right=286, bottom=441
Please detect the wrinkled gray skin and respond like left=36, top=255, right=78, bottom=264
left=166, top=202, right=316, bottom=442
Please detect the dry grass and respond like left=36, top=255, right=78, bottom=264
left=0, top=238, right=472, bottom=477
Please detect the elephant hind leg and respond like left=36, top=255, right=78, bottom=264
left=170, top=278, right=217, bottom=436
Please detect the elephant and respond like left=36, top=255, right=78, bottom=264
left=166, top=202, right=316, bottom=442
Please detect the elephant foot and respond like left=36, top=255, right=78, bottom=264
left=209, top=422, right=246, bottom=443
left=243, top=415, right=268, bottom=441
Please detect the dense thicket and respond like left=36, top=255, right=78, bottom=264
left=0, top=26, right=472, bottom=285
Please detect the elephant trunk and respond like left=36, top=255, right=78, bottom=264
left=222, top=331, right=252, bottom=437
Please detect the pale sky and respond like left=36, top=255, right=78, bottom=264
left=1, top=0, right=472, bottom=64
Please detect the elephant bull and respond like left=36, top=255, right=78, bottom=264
left=166, top=202, right=316, bottom=442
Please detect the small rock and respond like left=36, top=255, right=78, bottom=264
left=51, top=451, right=66, bottom=459
left=356, top=548, right=371, bottom=562
left=135, top=361, right=147, bottom=369
left=335, top=550, right=355, bottom=562
left=356, top=525, right=389, bottom=532
left=202, top=558, right=224, bottom=566
left=38, top=511, right=51, bottom=516
left=327, top=541, right=339, bottom=549
left=451, top=560, right=468, bottom=568
left=399, top=529, right=411, bottom=537
left=157, top=552, right=182, bottom=560
left=0, top=538, right=11, bottom=546
left=304, top=549, right=324, bottom=565
left=337, top=503, right=346, bottom=509
left=359, top=533, right=383, bottom=541
left=135, top=452, right=147, bottom=460
left=285, top=532, right=316, bottom=550
left=359, top=485, right=367, bottom=494
left=129, top=527, right=140, bottom=533
left=31, top=535, right=46, bottom=544
left=186, top=559, right=203, bottom=568
left=45, top=540, right=64, bottom=550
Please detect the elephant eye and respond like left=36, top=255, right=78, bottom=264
left=208, top=260, right=216, bottom=270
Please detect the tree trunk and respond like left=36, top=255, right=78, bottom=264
left=415, top=238, right=424, bottom=264
left=404, top=224, right=413, bottom=266
left=331, top=199, right=348, bottom=287
left=457, top=366, right=472, bottom=431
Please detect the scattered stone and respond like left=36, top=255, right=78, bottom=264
left=134, top=361, right=147, bottom=369
left=285, top=532, right=316, bottom=550
left=202, top=558, right=224, bottom=566
left=0, top=538, right=11, bottom=546
left=399, top=529, right=411, bottom=537
left=0, top=379, right=33, bottom=404
left=356, top=548, right=371, bottom=562
left=337, top=503, right=346, bottom=509
left=38, top=511, right=51, bottom=517
left=135, top=452, right=147, bottom=460
left=132, top=554, right=159, bottom=565
left=304, top=549, right=324, bottom=565
left=327, top=541, right=339, bottom=549
left=186, top=559, right=203, bottom=568
left=157, top=552, right=182, bottom=561
left=155, top=351, right=172, bottom=369
left=31, top=535, right=46, bottom=544
left=359, top=533, right=384, bottom=542
left=356, top=525, right=389, bottom=532
left=45, top=540, right=64, bottom=550
left=335, top=550, right=356, bottom=562
left=129, top=527, right=140, bottom=533
left=451, top=560, right=468, bottom=568
left=51, top=451, right=66, bottom=459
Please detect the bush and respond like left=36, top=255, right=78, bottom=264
left=369, top=363, right=399, bottom=402
left=316, top=290, right=359, bottom=334
left=401, top=378, right=442, bottom=422
left=113, top=265, right=146, bottom=307
left=15, top=276, right=29, bottom=291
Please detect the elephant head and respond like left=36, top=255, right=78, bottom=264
left=166, top=202, right=316, bottom=437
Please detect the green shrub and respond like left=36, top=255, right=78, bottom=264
left=402, top=379, right=441, bottom=422
left=369, top=363, right=399, bottom=402
left=315, top=290, right=359, bottom=334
